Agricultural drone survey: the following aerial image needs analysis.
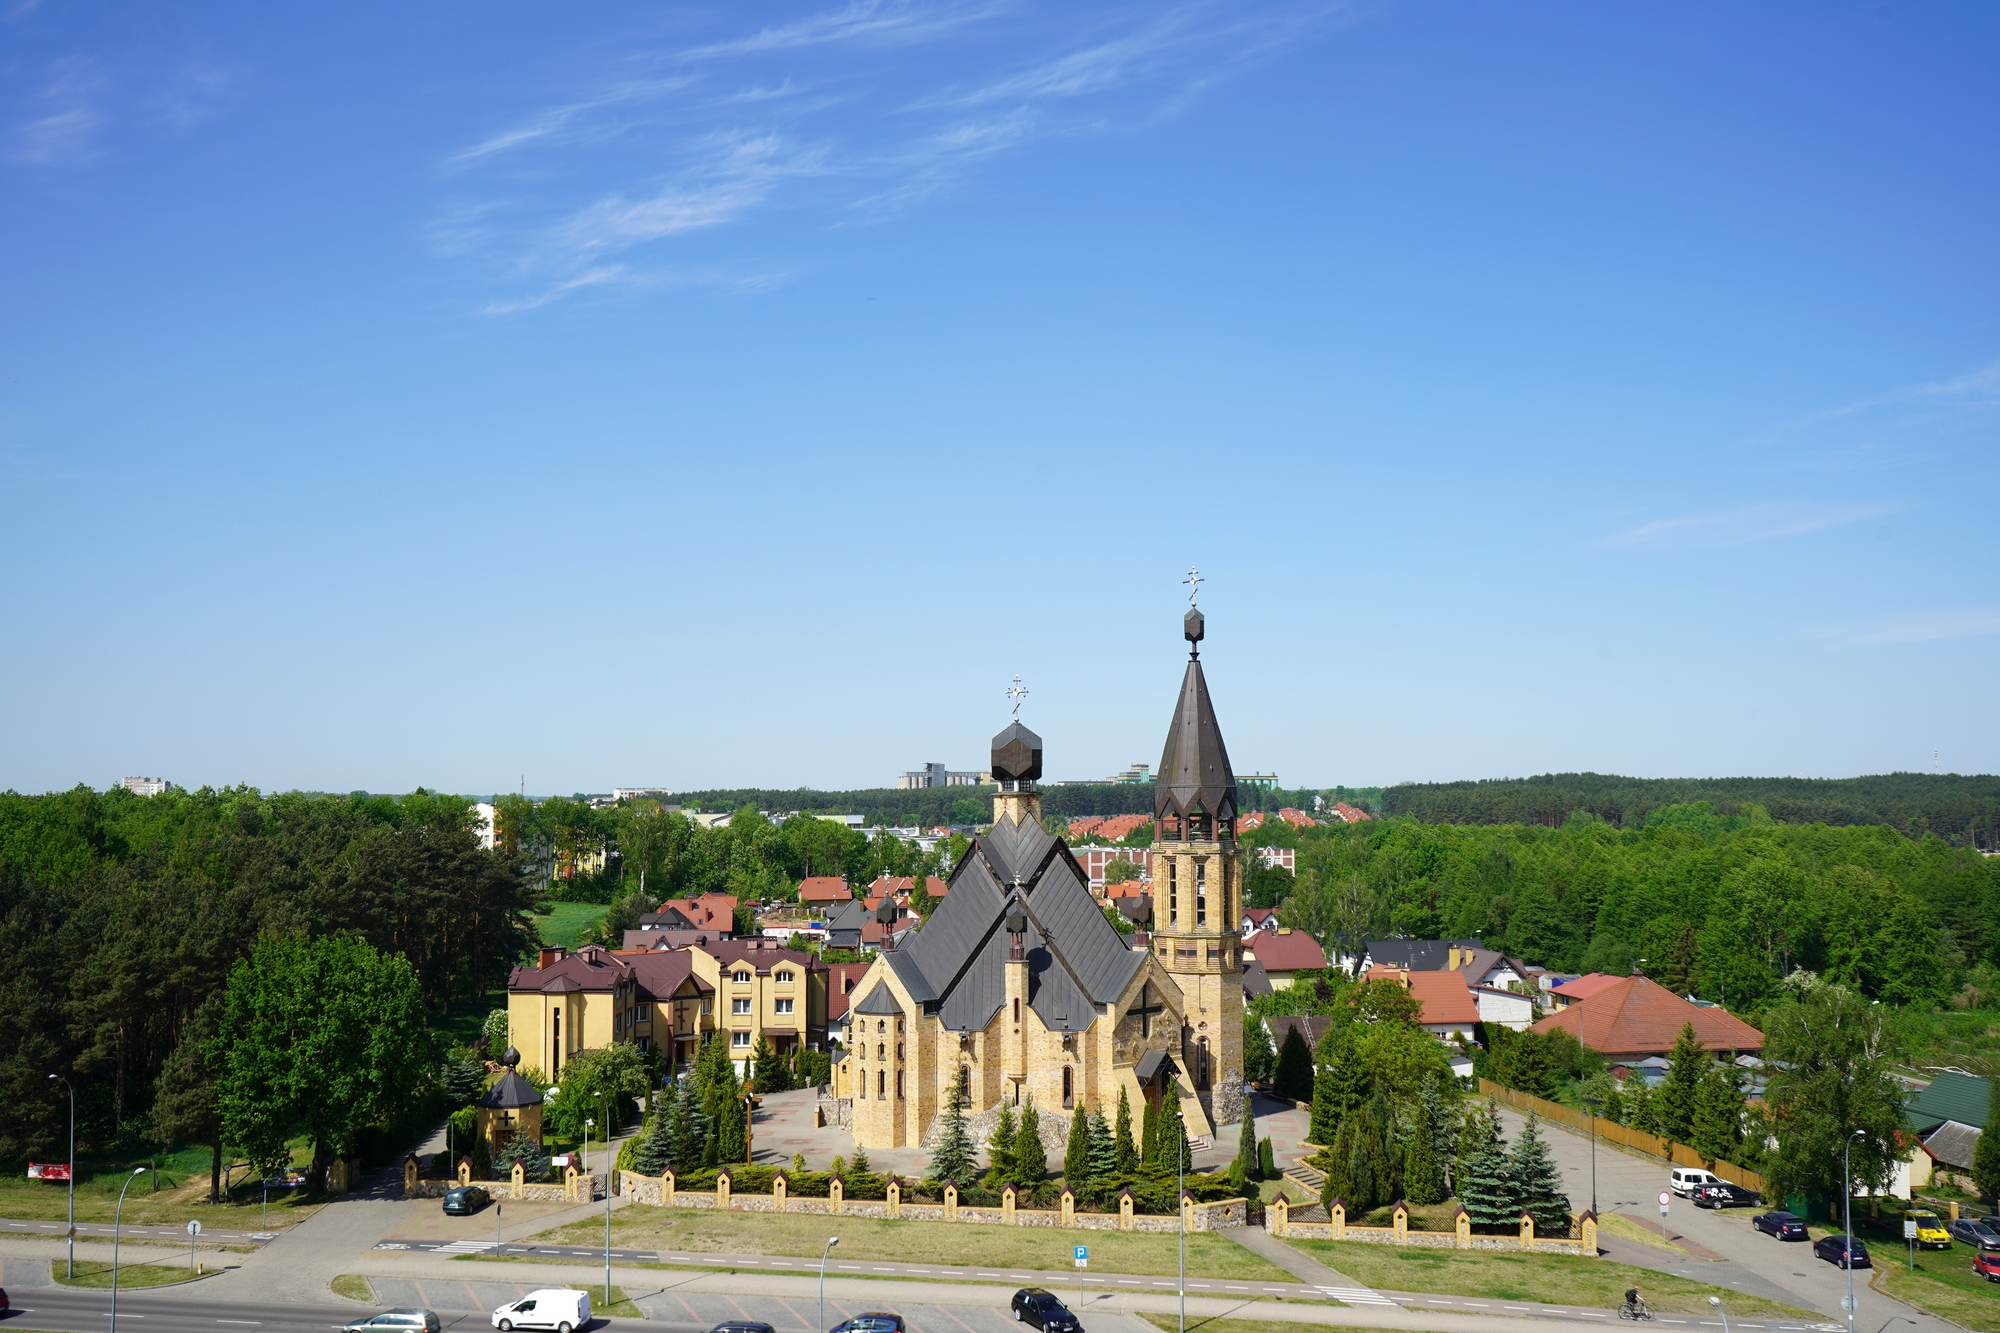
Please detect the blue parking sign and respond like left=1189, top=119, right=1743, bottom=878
left=1074, top=1245, right=1088, bottom=1267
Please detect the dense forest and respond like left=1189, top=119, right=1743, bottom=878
left=1254, top=801, right=2000, bottom=1016
left=0, top=786, right=537, bottom=1167
left=1380, top=772, right=2000, bottom=849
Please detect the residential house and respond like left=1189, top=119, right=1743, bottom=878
left=865, top=874, right=948, bottom=903
left=1531, top=973, right=1765, bottom=1061
left=621, top=928, right=729, bottom=952
left=1547, top=973, right=1624, bottom=1009
left=1066, top=813, right=1152, bottom=843
left=1364, top=965, right=1481, bottom=1043
left=1111, top=894, right=1153, bottom=928
left=1240, top=907, right=1280, bottom=937
left=1471, top=983, right=1536, bottom=1031
left=506, top=944, right=716, bottom=1077
left=1361, top=940, right=1530, bottom=993
left=1252, top=846, right=1296, bottom=873
left=798, top=876, right=852, bottom=911
left=1241, top=960, right=1274, bottom=1002
left=1070, top=846, right=1150, bottom=895
left=648, top=893, right=737, bottom=935
left=1904, top=1071, right=1992, bottom=1195
left=1245, top=929, right=1329, bottom=988
left=1263, top=1014, right=1334, bottom=1063
left=1327, top=802, right=1371, bottom=824
left=685, top=938, right=829, bottom=1076
left=823, top=898, right=868, bottom=952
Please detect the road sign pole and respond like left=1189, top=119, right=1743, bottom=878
left=1658, top=1191, right=1670, bottom=1245
left=1075, top=1245, right=1087, bottom=1311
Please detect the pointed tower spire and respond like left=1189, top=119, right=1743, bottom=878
left=1154, top=611, right=1237, bottom=840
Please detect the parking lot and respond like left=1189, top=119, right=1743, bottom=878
left=365, top=1275, right=1041, bottom=1333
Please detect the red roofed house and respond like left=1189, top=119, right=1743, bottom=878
left=1364, top=965, right=1480, bottom=1042
left=1532, top=973, right=1765, bottom=1062
left=797, top=876, right=851, bottom=909
left=1548, top=973, right=1624, bottom=1009
left=1091, top=813, right=1152, bottom=843
left=865, top=875, right=948, bottom=903
left=655, top=893, right=737, bottom=933
left=1238, top=811, right=1267, bottom=832
left=1245, top=928, right=1329, bottom=989
left=1070, top=847, right=1149, bottom=897
left=1276, top=808, right=1319, bottom=829
left=1328, top=802, right=1372, bottom=824
left=1239, top=906, right=1281, bottom=937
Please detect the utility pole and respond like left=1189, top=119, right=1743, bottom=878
left=47, top=1075, right=75, bottom=1278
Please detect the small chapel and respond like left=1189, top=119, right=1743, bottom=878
left=833, top=605, right=1248, bottom=1152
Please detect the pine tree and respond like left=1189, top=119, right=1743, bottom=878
left=1086, top=1108, right=1120, bottom=1181
left=1657, top=1024, right=1708, bottom=1144
left=1234, top=1096, right=1260, bottom=1182
left=1457, top=1121, right=1519, bottom=1230
left=1454, top=1098, right=1502, bottom=1199
left=1015, top=1096, right=1048, bottom=1185
left=988, top=1099, right=1019, bottom=1187
left=929, top=1064, right=978, bottom=1185
left=1421, top=1073, right=1461, bottom=1196
left=1364, top=1093, right=1401, bottom=1204
left=1626, top=1078, right=1660, bottom=1136
left=1599, top=1079, right=1627, bottom=1126
left=495, top=1129, right=551, bottom=1183
left=1258, top=1137, right=1276, bottom=1180
left=669, top=1078, right=707, bottom=1172
left=1974, top=1089, right=2000, bottom=1203
left=1348, top=1124, right=1377, bottom=1214
left=633, top=1100, right=675, bottom=1175
left=1510, top=1114, right=1571, bottom=1235
left=1656, top=925, right=1702, bottom=998
left=1403, top=1102, right=1444, bottom=1204
left=1152, top=1089, right=1191, bottom=1175
left=1272, top=1025, right=1315, bottom=1103
left=1141, top=1095, right=1159, bottom=1164
left=713, top=1090, right=747, bottom=1164
left=1114, top=1087, right=1138, bottom=1173
left=1310, top=1024, right=1371, bottom=1146
left=1321, top=1119, right=1357, bottom=1213
left=1063, top=1108, right=1092, bottom=1186
left=1689, top=1063, right=1744, bottom=1166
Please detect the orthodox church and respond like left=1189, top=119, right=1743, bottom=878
left=833, top=607, right=1247, bottom=1151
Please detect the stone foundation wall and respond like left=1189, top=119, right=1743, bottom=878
left=816, top=1098, right=852, bottom=1130
left=1266, top=1217, right=1589, bottom=1256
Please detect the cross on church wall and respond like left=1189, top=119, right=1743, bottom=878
left=1130, top=981, right=1166, bottom=1038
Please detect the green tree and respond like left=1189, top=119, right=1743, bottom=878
left=1973, top=1089, right=2000, bottom=1203
left=495, top=1128, right=551, bottom=1182
left=1258, top=1137, right=1276, bottom=1179
left=1086, top=1107, right=1120, bottom=1182
left=667, top=1079, right=708, bottom=1173
left=544, top=1041, right=651, bottom=1140
left=1761, top=979, right=1907, bottom=1206
left=1320, top=1119, right=1356, bottom=1212
left=1347, top=1121, right=1378, bottom=1213
left=1150, top=1089, right=1191, bottom=1175
left=632, top=1098, right=676, bottom=1175
left=749, top=1031, right=789, bottom=1094
left=928, top=1064, right=978, bottom=1184
left=1272, top=1025, right=1315, bottom=1103
left=151, top=997, right=225, bottom=1202
left=1656, top=1023, right=1709, bottom=1144
left=1243, top=1016, right=1277, bottom=1084
left=1063, top=1107, right=1092, bottom=1185
left=1234, top=1096, right=1261, bottom=1182
left=1655, top=925, right=1702, bottom=998
left=1488, top=1027, right=1557, bottom=1099
left=1014, top=1096, right=1048, bottom=1184
left=1689, top=1064, right=1745, bottom=1167
left=987, top=1099, right=1020, bottom=1187
left=1626, top=1079, right=1660, bottom=1136
left=1113, top=1087, right=1139, bottom=1173
left=1510, top=1115, right=1570, bottom=1235
left=1457, top=1115, right=1519, bottom=1231
left=439, top=1044, right=486, bottom=1107
left=1310, top=1024, right=1370, bottom=1145
left=1403, top=1102, right=1444, bottom=1205
left=213, top=934, right=431, bottom=1186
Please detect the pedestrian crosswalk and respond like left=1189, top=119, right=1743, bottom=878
left=1317, top=1283, right=1398, bottom=1307
left=435, top=1240, right=500, bottom=1254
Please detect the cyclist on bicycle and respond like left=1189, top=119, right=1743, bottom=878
left=1626, top=1290, right=1640, bottom=1309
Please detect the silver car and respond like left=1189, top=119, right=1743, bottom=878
left=345, top=1311, right=441, bottom=1333
left=1952, top=1218, right=2000, bottom=1251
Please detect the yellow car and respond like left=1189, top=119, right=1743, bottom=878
left=1907, top=1210, right=1952, bottom=1250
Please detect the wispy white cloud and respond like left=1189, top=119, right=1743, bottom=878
left=554, top=131, right=826, bottom=257
left=673, top=0, right=1002, bottom=63
left=450, top=76, right=698, bottom=164
left=12, top=55, right=109, bottom=164
left=1804, top=359, right=2000, bottom=426
left=480, top=266, right=633, bottom=315
left=1606, top=499, right=1902, bottom=549
left=150, top=57, right=239, bottom=132
left=1843, top=606, right=2000, bottom=647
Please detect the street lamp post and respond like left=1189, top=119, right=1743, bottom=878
left=1709, top=1295, right=1730, bottom=1333
left=819, top=1236, right=840, bottom=1332
left=47, top=1075, right=75, bottom=1278
left=1178, top=1111, right=1186, bottom=1333
left=594, top=1092, right=611, bottom=1308
left=1843, top=1129, right=1865, bottom=1333
left=112, top=1166, right=149, bottom=1333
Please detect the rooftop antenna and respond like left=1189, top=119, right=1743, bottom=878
left=1007, top=675, right=1029, bottom=719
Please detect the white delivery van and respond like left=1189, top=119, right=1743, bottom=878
left=1669, top=1167, right=1718, bottom=1197
left=491, top=1289, right=590, bottom=1333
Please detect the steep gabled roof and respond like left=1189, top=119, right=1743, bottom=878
left=854, top=983, right=904, bottom=1016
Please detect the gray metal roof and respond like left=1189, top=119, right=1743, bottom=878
left=1924, top=1120, right=1982, bottom=1172
left=853, top=983, right=904, bottom=1016
left=1155, top=651, right=1236, bottom=826
left=1134, top=1049, right=1180, bottom=1081
left=480, top=1070, right=543, bottom=1110
left=1242, top=960, right=1274, bottom=998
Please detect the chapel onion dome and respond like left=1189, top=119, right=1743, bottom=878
left=1154, top=606, right=1238, bottom=838
left=990, top=720, right=1042, bottom=787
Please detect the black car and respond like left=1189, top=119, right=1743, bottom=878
left=442, top=1185, right=492, bottom=1215
left=1694, top=1182, right=1759, bottom=1209
left=1011, top=1291, right=1080, bottom=1333
left=1753, top=1211, right=1808, bottom=1240
left=829, top=1316, right=904, bottom=1333
left=1, top=1285, right=9, bottom=1318
left=1814, top=1234, right=1871, bottom=1269
left=1952, top=1219, right=2000, bottom=1251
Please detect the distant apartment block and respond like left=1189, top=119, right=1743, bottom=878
left=1238, top=773, right=1279, bottom=791
left=121, top=777, right=168, bottom=797
left=613, top=787, right=677, bottom=803
left=896, top=762, right=988, bottom=789
left=472, top=802, right=497, bottom=850
left=1071, top=846, right=1149, bottom=896
left=1105, top=761, right=1152, bottom=784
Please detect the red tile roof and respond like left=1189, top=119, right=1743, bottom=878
left=1551, top=973, right=1623, bottom=1001
left=1238, top=812, right=1267, bottom=832
left=1364, top=965, right=1480, bottom=1028
left=1277, top=808, right=1319, bottom=829
left=1329, top=802, right=1372, bottom=824
left=657, top=893, right=736, bottom=932
left=865, top=875, right=947, bottom=901
left=1533, top=974, right=1765, bottom=1057
left=797, top=876, right=850, bottom=904
left=826, top=962, right=873, bottom=1021
left=1246, top=929, right=1328, bottom=973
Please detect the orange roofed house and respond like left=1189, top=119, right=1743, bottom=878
left=798, top=876, right=852, bottom=910
left=1532, top=973, right=1764, bottom=1063
left=1364, top=964, right=1480, bottom=1043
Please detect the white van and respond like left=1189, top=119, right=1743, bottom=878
left=1669, top=1167, right=1718, bottom=1198
left=491, top=1289, right=590, bottom=1333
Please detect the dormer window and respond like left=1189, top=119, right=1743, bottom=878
left=734, top=970, right=751, bottom=984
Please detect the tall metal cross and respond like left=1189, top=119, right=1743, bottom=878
left=1183, top=566, right=1203, bottom=607
left=1006, top=674, right=1028, bottom=718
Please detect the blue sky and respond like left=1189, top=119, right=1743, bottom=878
left=3, top=1, right=1997, bottom=797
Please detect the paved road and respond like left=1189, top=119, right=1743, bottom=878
left=0, top=1221, right=275, bottom=1247
left=1494, top=1107, right=1946, bottom=1333
left=373, top=1244, right=657, bottom=1264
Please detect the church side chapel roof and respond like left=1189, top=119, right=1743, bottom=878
left=853, top=983, right=905, bottom=1016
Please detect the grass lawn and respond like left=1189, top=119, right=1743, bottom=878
left=1874, top=1252, right=2000, bottom=1332
left=1283, top=1240, right=1811, bottom=1317
left=53, top=1261, right=203, bottom=1289
left=1138, top=1318, right=1357, bottom=1333
left=1595, top=1212, right=1684, bottom=1252
left=540, top=903, right=609, bottom=950
left=527, top=1209, right=1295, bottom=1282
left=0, top=1161, right=321, bottom=1230
left=330, top=1274, right=374, bottom=1303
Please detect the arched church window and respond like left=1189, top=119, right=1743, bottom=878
left=1013, top=997, right=1020, bottom=1023
left=1062, top=1064, right=1073, bottom=1109
left=877, top=1070, right=885, bottom=1099
left=877, top=1043, right=885, bottom=1060
left=1195, top=860, right=1207, bottom=926
left=1168, top=859, right=1178, bottom=924
left=1197, top=1037, right=1211, bottom=1090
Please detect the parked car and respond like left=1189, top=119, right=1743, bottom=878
left=491, top=1289, right=590, bottom=1333
left=1012, top=1290, right=1082, bottom=1333
left=1979, top=1214, right=2000, bottom=1233
left=828, top=1316, right=904, bottom=1333
left=1, top=1285, right=9, bottom=1317
left=443, top=1185, right=492, bottom=1216
left=345, top=1311, right=442, bottom=1333
left=1950, top=1219, right=2000, bottom=1251
left=1907, top=1210, right=1952, bottom=1249
left=1693, top=1182, right=1759, bottom=1209
left=707, top=1324, right=775, bottom=1333
left=1752, top=1211, right=1808, bottom=1240
left=1814, top=1234, right=1871, bottom=1269
left=1974, top=1252, right=2000, bottom=1283
left=1669, top=1167, right=1719, bottom=1198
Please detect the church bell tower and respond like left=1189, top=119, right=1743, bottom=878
left=1148, top=601, right=1247, bottom=1127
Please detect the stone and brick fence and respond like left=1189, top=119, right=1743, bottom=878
left=1267, top=1195, right=1596, bottom=1257
left=403, top=1154, right=605, bottom=1203
left=617, top=1168, right=1247, bottom=1232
